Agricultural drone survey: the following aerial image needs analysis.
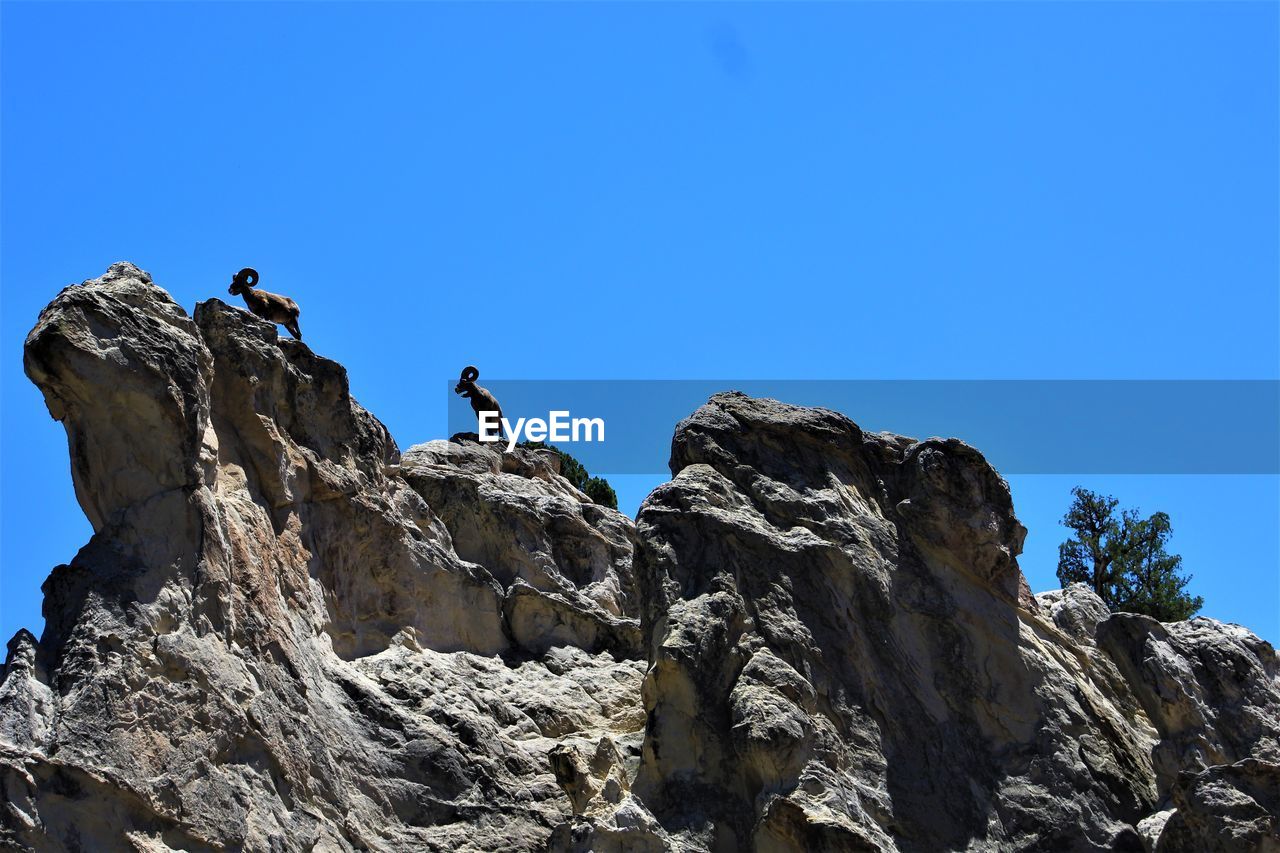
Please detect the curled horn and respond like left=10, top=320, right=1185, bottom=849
left=460, top=365, right=479, bottom=383
left=235, top=267, right=259, bottom=288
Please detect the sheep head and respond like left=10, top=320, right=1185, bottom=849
left=455, top=365, right=480, bottom=398
left=228, top=268, right=259, bottom=296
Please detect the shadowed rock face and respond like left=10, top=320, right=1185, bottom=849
left=2, top=264, right=1278, bottom=852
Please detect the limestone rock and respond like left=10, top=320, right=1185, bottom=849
left=1036, top=583, right=1112, bottom=642
left=1, top=264, right=642, bottom=851
left=1156, top=760, right=1280, bottom=852
left=3, top=265, right=1279, bottom=851
left=399, top=438, right=642, bottom=657
left=0, top=632, right=52, bottom=753
left=612, top=392, right=1156, bottom=851
left=23, top=263, right=213, bottom=535
left=1099, top=613, right=1280, bottom=793
left=1139, top=808, right=1176, bottom=852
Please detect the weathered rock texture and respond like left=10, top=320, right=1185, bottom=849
left=2, top=263, right=1277, bottom=852
left=3, top=264, right=645, bottom=852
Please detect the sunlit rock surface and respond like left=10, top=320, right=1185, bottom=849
left=2, top=264, right=1277, bottom=851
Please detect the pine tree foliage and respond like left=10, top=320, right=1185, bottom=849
left=1057, top=487, right=1203, bottom=621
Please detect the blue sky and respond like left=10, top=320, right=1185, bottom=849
left=2, top=2, right=1276, bottom=644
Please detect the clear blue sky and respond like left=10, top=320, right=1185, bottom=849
left=2, top=2, right=1276, bottom=645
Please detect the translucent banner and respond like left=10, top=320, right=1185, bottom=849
left=445, top=380, right=1280, bottom=475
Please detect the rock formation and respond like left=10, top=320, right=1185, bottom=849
left=1, top=263, right=1277, bottom=851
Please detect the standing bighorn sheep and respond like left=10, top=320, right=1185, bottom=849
left=455, top=365, right=504, bottom=439
left=228, top=268, right=302, bottom=340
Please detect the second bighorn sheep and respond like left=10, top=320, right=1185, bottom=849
left=228, top=268, right=303, bottom=340
left=454, top=365, right=504, bottom=439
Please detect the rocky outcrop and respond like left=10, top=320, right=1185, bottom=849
left=2, top=264, right=1278, bottom=851
left=1098, top=613, right=1280, bottom=791
left=1155, top=759, right=1280, bottom=852
left=2, top=263, right=645, bottom=851
left=398, top=439, right=642, bottom=658
left=613, top=395, right=1152, bottom=851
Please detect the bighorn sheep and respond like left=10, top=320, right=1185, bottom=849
left=455, top=365, right=504, bottom=439
left=228, top=268, right=302, bottom=340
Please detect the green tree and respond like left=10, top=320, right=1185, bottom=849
left=581, top=476, right=618, bottom=510
left=1057, top=487, right=1203, bottom=621
left=519, top=442, right=618, bottom=510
